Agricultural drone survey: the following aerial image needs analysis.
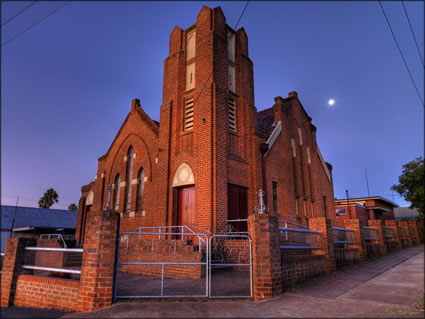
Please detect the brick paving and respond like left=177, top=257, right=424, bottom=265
left=289, top=244, right=424, bottom=299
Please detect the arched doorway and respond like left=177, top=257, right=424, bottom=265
left=172, top=163, right=195, bottom=230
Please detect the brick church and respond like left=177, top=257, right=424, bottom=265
left=76, top=6, right=336, bottom=244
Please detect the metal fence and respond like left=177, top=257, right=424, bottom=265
left=398, top=226, right=406, bottom=237
left=209, top=234, right=252, bottom=298
left=332, top=227, right=356, bottom=247
left=383, top=227, right=394, bottom=240
left=408, top=226, right=415, bottom=236
left=114, top=228, right=252, bottom=299
left=278, top=220, right=321, bottom=250
left=363, top=226, right=378, bottom=241
left=115, top=229, right=209, bottom=299
left=21, top=246, right=83, bottom=280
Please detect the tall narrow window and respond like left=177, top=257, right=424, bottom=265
left=124, top=146, right=134, bottom=212
left=184, top=97, right=194, bottom=131
left=298, top=127, right=303, bottom=145
left=291, top=138, right=296, bottom=157
left=303, top=200, right=307, bottom=216
left=113, top=173, right=120, bottom=210
left=323, top=196, right=327, bottom=218
left=295, top=199, right=299, bottom=216
left=136, top=168, right=145, bottom=212
left=272, top=182, right=278, bottom=212
left=100, top=173, right=105, bottom=210
left=311, top=201, right=314, bottom=217
left=228, top=98, right=236, bottom=132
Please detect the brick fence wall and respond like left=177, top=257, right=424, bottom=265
left=14, top=275, right=79, bottom=311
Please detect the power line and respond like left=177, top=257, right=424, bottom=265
left=378, top=0, right=424, bottom=107
left=193, top=0, right=250, bottom=106
left=1, top=1, right=37, bottom=27
left=1, top=1, right=71, bottom=47
left=401, top=0, right=424, bottom=68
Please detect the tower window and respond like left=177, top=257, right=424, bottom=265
left=228, top=98, right=236, bottom=132
left=184, top=97, right=194, bottom=131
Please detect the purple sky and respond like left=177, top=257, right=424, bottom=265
left=1, top=1, right=424, bottom=209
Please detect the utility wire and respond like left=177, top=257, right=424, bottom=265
left=193, top=0, right=250, bottom=106
left=378, top=0, right=424, bottom=107
left=1, top=1, right=37, bottom=27
left=401, top=0, right=424, bottom=68
left=1, top=1, right=71, bottom=47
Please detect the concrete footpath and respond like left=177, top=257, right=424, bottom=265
left=1, top=245, right=423, bottom=318
left=61, top=244, right=424, bottom=318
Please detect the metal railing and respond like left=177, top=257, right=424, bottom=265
left=129, top=226, right=207, bottom=251
left=22, top=246, right=83, bottom=275
left=363, top=226, right=378, bottom=241
left=278, top=220, right=321, bottom=249
left=398, top=227, right=406, bottom=237
left=332, top=227, right=356, bottom=247
left=226, top=219, right=248, bottom=235
left=39, top=234, right=68, bottom=248
left=409, top=226, right=415, bottom=236
left=383, top=227, right=394, bottom=239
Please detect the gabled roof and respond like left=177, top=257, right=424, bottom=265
left=257, top=107, right=275, bottom=139
left=334, top=196, right=399, bottom=208
left=0, top=205, right=77, bottom=230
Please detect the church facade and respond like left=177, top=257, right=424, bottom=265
left=76, top=6, right=336, bottom=244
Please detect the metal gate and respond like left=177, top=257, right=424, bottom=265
left=209, top=234, right=252, bottom=298
left=113, top=227, right=252, bottom=300
left=114, top=227, right=208, bottom=299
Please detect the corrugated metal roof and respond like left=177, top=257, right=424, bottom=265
left=1, top=205, right=77, bottom=230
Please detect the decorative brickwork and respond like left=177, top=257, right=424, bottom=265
left=248, top=213, right=282, bottom=300
left=344, top=219, right=366, bottom=261
left=309, top=217, right=335, bottom=273
left=14, top=275, right=79, bottom=311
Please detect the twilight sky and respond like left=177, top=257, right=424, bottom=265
left=1, top=1, right=424, bottom=209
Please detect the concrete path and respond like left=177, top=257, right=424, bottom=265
left=61, top=244, right=424, bottom=318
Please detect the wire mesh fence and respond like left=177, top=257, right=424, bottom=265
left=21, top=247, right=82, bottom=280
left=332, top=227, right=356, bottom=248
left=383, top=226, right=394, bottom=240
left=209, top=234, right=252, bottom=298
left=115, top=230, right=209, bottom=299
left=363, top=227, right=378, bottom=241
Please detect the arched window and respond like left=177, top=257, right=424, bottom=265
left=124, top=146, right=134, bottom=212
left=100, top=172, right=106, bottom=210
left=136, top=168, right=145, bottom=212
left=113, top=173, right=120, bottom=210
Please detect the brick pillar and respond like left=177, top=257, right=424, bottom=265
left=248, top=213, right=282, bottom=301
left=1, top=237, right=36, bottom=307
left=368, top=220, right=386, bottom=255
left=384, top=220, right=401, bottom=249
left=77, top=211, right=120, bottom=312
left=397, top=221, right=411, bottom=247
left=309, top=217, right=335, bottom=273
left=344, top=219, right=366, bottom=261
left=417, top=220, right=424, bottom=243
left=408, top=220, right=420, bottom=245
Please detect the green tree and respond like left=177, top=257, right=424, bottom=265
left=38, top=188, right=59, bottom=208
left=68, top=203, right=78, bottom=210
left=391, top=157, right=424, bottom=216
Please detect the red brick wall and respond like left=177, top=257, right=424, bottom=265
left=334, top=248, right=359, bottom=266
left=14, top=275, right=79, bottom=311
left=281, top=254, right=325, bottom=289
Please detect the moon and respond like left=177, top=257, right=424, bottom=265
left=328, top=99, right=335, bottom=106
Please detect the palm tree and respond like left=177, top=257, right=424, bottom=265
left=68, top=203, right=78, bottom=210
left=38, top=188, right=59, bottom=208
